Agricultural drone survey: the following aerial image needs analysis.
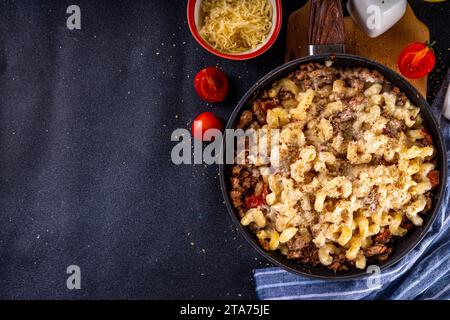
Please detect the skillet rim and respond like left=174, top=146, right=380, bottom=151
left=219, top=53, right=448, bottom=280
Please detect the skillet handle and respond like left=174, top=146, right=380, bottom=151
left=308, top=0, right=345, bottom=46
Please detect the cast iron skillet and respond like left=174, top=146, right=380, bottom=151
left=218, top=0, right=447, bottom=279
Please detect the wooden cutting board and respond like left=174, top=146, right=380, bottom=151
left=285, top=1, right=429, bottom=97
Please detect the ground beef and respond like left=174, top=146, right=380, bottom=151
left=383, top=118, right=405, bottom=138
left=338, top=109, right=356, bottom=122
left=349, top=78, right=364, bottom=91
left=289, top=70, right=307, bottom=83
left=279, top=89, right=295, bottom=100
left=242, top=176, right=252, bottom=188
left=287, top=244, right=320, bottom=265
left=420, top=128, right=434, bottom=146
left=229, top=100, right=265, bottom=217
left=396, top=94, right=407, bottom=106
left=328, top=251, right=349, bottom=271
left=286, top=234, right=308, bottom=252
left=401, top=220, right=414, bottom=231
left=342, top=124, right=356, bottom=140
left=366, top=228, right=394, bottom=262
left=374, top=228, right=392, bottom=244
left=364, top=244, right=389, bottom=257
left=230, top=190, right=243, bottom=209
left=423, top=195, right=432, bottom=212
left=231, top=165, right=242, bottom=177
left=286, top=234, right=320, bottom=265
left=340, top=67, right=384, bottom=83
left=284, top=235, right=320, bottom=265
left=259, top=238, right=270, bottom=251
left=309, top=68, right=337, bottom=89
left=252, top=98, right=279, bottom=125
left=332, top=91, right=345, bottom=101
left=381, top=81, right=392, bottom=93
left=392, top=86, right=407, bottom=106
left=247, top=121, right=260, bottom=130
left=331, top=109, right=356, bottom=134
left=375, top=252, right=391, bottom=262
left=348, top=94, right=368, bottom=109
left=229, top=165, right=261, bottom=217
left=335, top=160, right=352, bottom=176
left=237, top=110, right=253, bottom=129
left=252, top=101, right=266, bottom=125
left=288, top=63, right=337, bottom=91
left=230, top=177, right=241, bottom=190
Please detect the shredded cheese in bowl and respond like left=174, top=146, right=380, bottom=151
left=199, top=0, right=273, bottom=54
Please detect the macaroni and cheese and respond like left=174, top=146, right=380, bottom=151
left=229, top=63, right=440, bottom=271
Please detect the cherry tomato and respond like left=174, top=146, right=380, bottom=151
left=194, top=67, right=229, bottom=103
left=245, top=195, right=263, bottom=208
left=397, top=41, right=436, bottom=79
left=245, top=185, right=269, bottom=208
left=191, top=111, right=223, bottom=141
left=427, top=170, right=440, bottom=188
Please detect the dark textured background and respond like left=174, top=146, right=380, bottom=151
left=0, top=0, right=448, bottom=299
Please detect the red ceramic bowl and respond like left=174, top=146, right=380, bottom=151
left=187, top=0, right=282, bottom=60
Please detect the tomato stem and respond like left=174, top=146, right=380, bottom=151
left=410, top=41, right=435, bottom=68
left=425, top=40, right=436, bottom=49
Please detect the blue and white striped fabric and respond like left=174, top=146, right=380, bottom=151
left=254, top=70, right=450, bottom=300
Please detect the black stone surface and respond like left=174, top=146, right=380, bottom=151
left=0, top=0, right=448, bottom=299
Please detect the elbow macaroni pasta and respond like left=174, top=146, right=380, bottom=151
left=237, top=66, right=438, bottom=270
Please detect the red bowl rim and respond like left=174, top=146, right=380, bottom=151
left=187, top=0, right=282, bottom=61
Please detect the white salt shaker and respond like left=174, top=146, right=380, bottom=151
left=347, top=0, right=407, bottom=38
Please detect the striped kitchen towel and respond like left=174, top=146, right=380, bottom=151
left=254, top=70, right=450, bottom=300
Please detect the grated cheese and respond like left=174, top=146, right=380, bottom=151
left=199, top=0, right=273, bottom=54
